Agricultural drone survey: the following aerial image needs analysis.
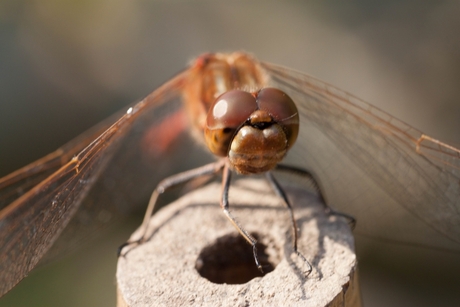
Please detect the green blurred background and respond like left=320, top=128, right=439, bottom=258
left=1, top=1, right=460, bottom=306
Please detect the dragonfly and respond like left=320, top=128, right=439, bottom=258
left=0, top=52, right=459, bottom=297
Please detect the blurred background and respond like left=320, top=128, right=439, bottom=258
left=1, top=1, right=459, bottom=306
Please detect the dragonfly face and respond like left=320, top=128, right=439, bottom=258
left=1, top=52, right=460, bottom=297
left=204, top=88, right=299, bottom=174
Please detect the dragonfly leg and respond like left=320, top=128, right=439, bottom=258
left=118, top=159, right=226, bottom=257
left=275, top=164, right=356, bottom=230
left=220, top=163, right=264, bottom=272
left=265, top=171, right=312, bottom=276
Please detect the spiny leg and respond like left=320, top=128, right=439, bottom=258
left=275, top=164, right=356, bottom=229
left=220, top=163, right=263, bottom=272
left=265, top=171, right=312, bottom=276
left=118, top=160, right=225, bottom=257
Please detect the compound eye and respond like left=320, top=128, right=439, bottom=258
left=256, top=88, right=299, bottom=150
left=257, top=88, right=298, bottom=122
left=206, top=90, right=258, bottom=129
left=204, top=90, right=258, bottom=156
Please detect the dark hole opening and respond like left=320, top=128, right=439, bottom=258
left=195, top=232, right=278, bottom=284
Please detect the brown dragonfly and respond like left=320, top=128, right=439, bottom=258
left=1, top=52, right=459, bottom=297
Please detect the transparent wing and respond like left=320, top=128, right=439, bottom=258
left=0, top=68, right=214, bottom=296
left=262, top=61, right=460, bottom=251
left=0, top=110, right=127, bottom=211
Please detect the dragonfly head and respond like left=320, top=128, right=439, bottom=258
left=204, top=88, right=299, bottom=174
